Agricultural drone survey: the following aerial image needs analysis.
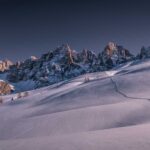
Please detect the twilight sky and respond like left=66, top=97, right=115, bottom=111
left=0, top=0, right=150, bottom=62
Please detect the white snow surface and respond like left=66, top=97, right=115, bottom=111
left=0, top=59, right=150, bottom=150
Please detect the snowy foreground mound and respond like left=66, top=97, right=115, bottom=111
left=0, top=59, right=150, bottom=150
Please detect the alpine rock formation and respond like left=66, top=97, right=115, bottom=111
left=0, top=42, right=148, bottom=94
left=0, top=60, right=13, bottom=72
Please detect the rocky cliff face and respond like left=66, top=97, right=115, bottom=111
left=101, top=42, right=134, bottom=69
left=6, top=44, right=102, bottom=88
left=0, top=80, right=14, bottom=95
left=0, top=42, right=135, bottom=91
left=0, top=60, right=13, bottom=72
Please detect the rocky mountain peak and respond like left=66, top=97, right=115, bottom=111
left=0, top=59, right=13, bottom=72
left=104, top=42, right=117, bottom=57
left=101, top=42, right=134, bottom=68
left=30, top=56, right=38, bottom=61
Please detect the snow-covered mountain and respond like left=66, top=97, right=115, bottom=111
left=0, top=42, right=138, bottom=94
left=0, top=58, right=150, bottom=150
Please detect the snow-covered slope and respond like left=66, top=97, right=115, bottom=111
left=0, top=59, right=150, bottom=150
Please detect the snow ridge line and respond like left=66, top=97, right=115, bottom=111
left=105, top=72, right=150, bottom=101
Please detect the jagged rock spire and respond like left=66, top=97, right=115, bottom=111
left=0, top=59, right=13, bottom=72
left=104, top=42, right=117, bottom=57
left=102, top=42, right=134, bottom=69
left=66, top=44, right=74, bottom=64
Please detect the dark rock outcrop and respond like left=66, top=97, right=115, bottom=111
left=0, top=80, right=14, bottom=95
